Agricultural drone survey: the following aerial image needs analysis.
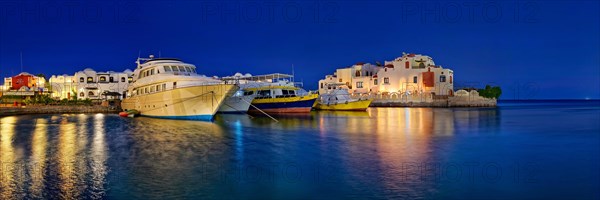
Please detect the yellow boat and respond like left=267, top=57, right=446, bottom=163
left=313, top=87, right=372, bottom=111
left=245, top=85, right=319, bottom=113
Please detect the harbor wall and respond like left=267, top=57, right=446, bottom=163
left=0, top=105, right=119, bottom=117
left=370, top=97, right=497, bottom=107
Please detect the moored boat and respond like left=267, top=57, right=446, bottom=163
left=314, top=85, right=372, bottom=111
left=121, top=56, right=235, bottom=121
left=245, top=85, right=318, bottom=113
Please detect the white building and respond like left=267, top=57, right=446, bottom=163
left=319, top=53, right=454, bottom=97
left=49, top=68, right=133, bottom=100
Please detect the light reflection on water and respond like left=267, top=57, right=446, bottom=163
left=0, top=103, right=598, bottom=199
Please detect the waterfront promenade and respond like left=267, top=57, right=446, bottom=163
left=0, top=105, right=119, bottom=117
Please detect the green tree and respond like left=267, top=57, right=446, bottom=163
left=478, top=85, right=502, bottom=99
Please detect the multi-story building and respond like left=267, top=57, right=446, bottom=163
left=2, top=72, right=46, bottom=91
left=319, top=53, right=454, bottom=97
left=49, top=68, right=133, bottom=100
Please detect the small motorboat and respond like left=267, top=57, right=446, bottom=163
left=119, top=109, right=140, bottom=118
left=313, top=86, right=372, bottom=111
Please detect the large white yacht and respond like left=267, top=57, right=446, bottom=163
left=121, top=56, right=235, bottom=120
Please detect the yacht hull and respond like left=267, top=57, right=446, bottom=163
left=122, top=84, right=235, bottom=121
left=218, top=95, right=256, bottom=113
left=248, top=94, right=318, bottom=113
left=313, top=99, right=373, bottom=111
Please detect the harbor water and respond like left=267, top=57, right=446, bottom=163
left=0, top=100, right=599, bottom=199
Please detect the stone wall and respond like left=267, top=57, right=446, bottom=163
left=0, top=105, right=119, bottom=117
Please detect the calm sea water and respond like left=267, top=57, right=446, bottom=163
left=1, top=100, right=599, bottom=199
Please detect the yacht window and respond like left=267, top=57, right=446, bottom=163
left=258, top=90, right=270, bottom=97
left=171, top=66, right=179, bottom=72
left=145, top=87, right=148, bottom=94
left=164, top=66, right=172, bottom=72
left=192, top=68, right=197, bottom=73
left=178, top=66, right=185, bottom=72
left=156, top=85, right=160, bottom=92
left=173, top=82, right=177, bottom=88
left=185, top=66, right=191, bottom=72
left=282, top=90, right=289, bottom=95
left=151, top=69, right=155, bottom=75
left=150, top=86, right=155, bottom=93
left=162, top=84, right=166, bottom=91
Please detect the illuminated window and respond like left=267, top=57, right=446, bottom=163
left=87, top=77, right=93, bottom=83
left=128, top=77, right=133, bottom=83
left=356, top=81, right=363, bottom=88
left=100, top=76, right=106, bottom=82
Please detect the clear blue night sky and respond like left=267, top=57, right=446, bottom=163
left=0, top=0, right=598, bottom=99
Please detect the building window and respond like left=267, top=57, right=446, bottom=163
left=320, top=83, right=323, bottom=89
left=405, top=61, right=410, bottom=69
left=88, top=91, right=94, bottom=96
left=87, top=77, right=93, bottom=83
left=80, top=92, right=84, bottom=97
left=356, top=81, right=363, bottom=88
left=449, top=76, right=453, bottom=84
left=355, top=71, right=361, bottom=77
left=440, top=75, right=446, bottom=82
left=413, top=76, right=418, bottom=83
left=384, top=77, right=389, bottom=84
left=121, top=77, right=126, bottom=82
left=374, top=79, right=378, bottom=85
left=100, top=76, right=106, bottom=82
left=339, top=78, right=342, bottom=82
left=110, top=77, right=114, bottom=82
left=128, top=77, right=133, bottom=83
left=80, top=77, right=84, bottom=82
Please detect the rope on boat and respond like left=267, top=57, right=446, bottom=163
left=139, top=91, right=216, bottom=113
left=241, top=97, right=278, bottom=123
